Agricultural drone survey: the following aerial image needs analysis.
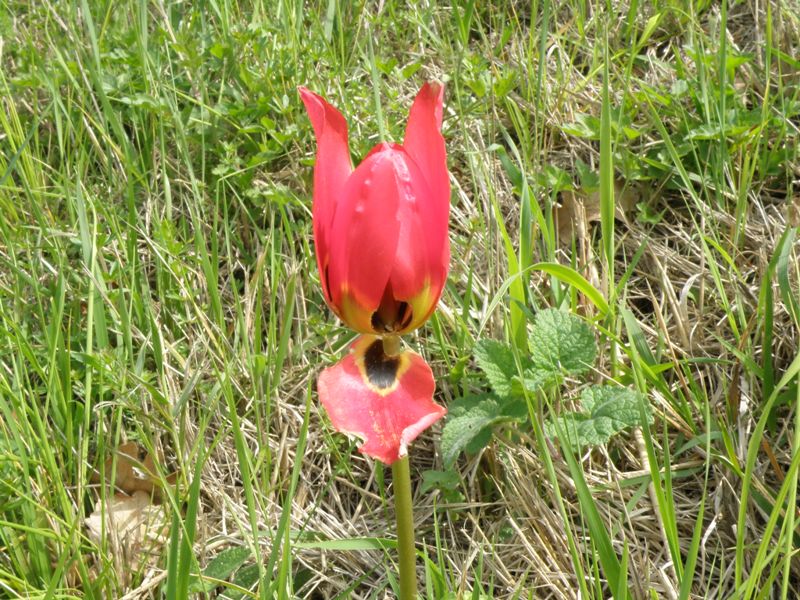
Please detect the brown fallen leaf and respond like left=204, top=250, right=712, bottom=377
left=554, top=179, right=642, bottom=243
left=92, top=442, right=175, bottom=499
left=85, top=491, right=168, bottom=584
left=555, top=190, right=593, bottom=241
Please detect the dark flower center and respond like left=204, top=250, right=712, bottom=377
left=370, top=283, right=413, bottom=333
left=363, top=339, right=400, bottom=389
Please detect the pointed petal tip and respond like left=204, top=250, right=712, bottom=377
left=405, top=80, right=446, bottom=143
left=297, top=86, right=319, bottom=104
left=421, top=80, right=444, bottom=100
left=417, top=81, right=444, bottom=113
left=298, top=87, right=348, bottom=134
left=298, top=86, right=324, bottom=118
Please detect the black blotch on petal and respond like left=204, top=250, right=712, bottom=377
left=323, top=265, right=332, bottom=302
left=398, top=302, right=413, bottom=330
left=363, top=339, right=400, bottom=389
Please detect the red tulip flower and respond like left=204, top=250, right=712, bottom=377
left=300, top=83, right=450, bottom=465
left=299, top=82, right=450, bottom=335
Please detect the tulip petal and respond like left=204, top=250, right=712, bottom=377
left=299, top=87, right=352, bottom=304
left=318, top=336, right=446, bottom=465
left=385, top=149, right=448, bottom=308
left=397, top=82, right=450, bottom=330
left=403, top=82, right=449, bottom=233
left=326, top=146, right=402, bottom=328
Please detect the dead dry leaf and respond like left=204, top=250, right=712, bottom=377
left=92, top=442, right=175, bottom=499
left=554, top=179, right=643, bottom=243
left=85, top=491, right=168, bottom=584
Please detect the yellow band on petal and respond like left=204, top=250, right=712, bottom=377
left=337, top=279, right=441, bottom=336
left=397, top=281, right=435, bottom=334
left=338, top=288, right=377, bottom=333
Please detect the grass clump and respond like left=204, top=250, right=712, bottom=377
left=1, top=0, right=799, bottom=598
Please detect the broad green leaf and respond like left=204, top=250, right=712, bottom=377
left=724, top=52, right=750, bottom=71
left=203, top=547, right=252, bottom=582
left=464, top=426, right=495, bottom=455
left=561, top=113, right=600, bottom=139
left=401, top=62, right=422, bottom=79
left=576, top=158, right=600, bottom=192
left=545, top=385, right=651, bottom=448
left=442, top=394, right=526, bottom=466
left=499, top=397, right=529, bottom=421
left=442, top=395, right=501, bottom=467
left=536, top=164, right=574, bottom=192
left=220, top=563, right=260, bottom=600
left=420, top=469, right=461, bottom=494
left=580, top=385, right=650, bottom=418
left=517, top=365, right=557, bottom=394
left=670, top=79, right=689, bottom=97
left=474, top=339, right=523, bottom=398
left=529, top=309, right=597, bottom=376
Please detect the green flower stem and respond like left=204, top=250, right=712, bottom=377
left=392, top=455, right=417, bottom=599
left=382, top=334, right=401, bottom=357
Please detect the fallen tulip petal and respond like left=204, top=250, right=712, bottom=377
left=317, top=336, right=447, bottom=465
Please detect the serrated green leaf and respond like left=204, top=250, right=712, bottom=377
left=545, top=385, right=652, bottom=448
left=420, top=469, right=461, bottom=494
left=447, top=393, right=493, bottom=417
left=442, top=395, right=502, bottom=466
left=442, top=394, right=528, bottom=466
left=220, top=563, right=260, bottom=600
left=464, top=426, right=495, bottom=455
left=502, top=398, right=529, bottom=420
left=516, top=365, right=557, bottom=394
left=473, top=339, right=520, bottom=397
left=529, top=309, right=597, bottom=376
left=203, top=547, right=252, bottom=582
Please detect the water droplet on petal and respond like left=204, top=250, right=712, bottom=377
left=396, top=160, right=411, bottom=183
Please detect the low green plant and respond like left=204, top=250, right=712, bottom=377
left=190, top=546, right=259, bottom=599
left=441, top=308, right=653, bottom=466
